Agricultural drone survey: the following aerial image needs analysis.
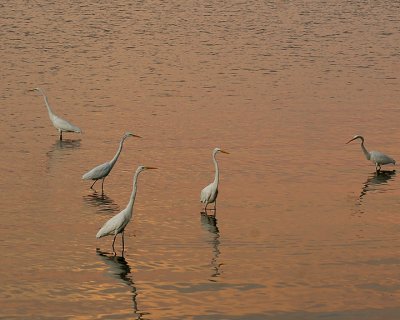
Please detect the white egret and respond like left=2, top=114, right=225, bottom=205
left=200, top=148, right=229, bottom=212
left=82, top=132, right=141, bottom=192
left=32, top=87, right=81, bottom=140
left=96, top=165, right=157, bottom=252
left=346, top=135, right=396, bottom=171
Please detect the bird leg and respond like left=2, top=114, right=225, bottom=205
left=59, top=131, right=63, bottom=141
left=204, top=202, right=209, bottom=212
left=112, top=234, right=117, bottom=254
left=376, top=164, right=381, bottom=172
left=101, top=178, right=106, bottom=194
left=90, top=179, right=98, bottom=189
left=122, top=231, right=125, bottom=255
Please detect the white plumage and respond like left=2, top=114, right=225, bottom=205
left=82, top=132, right=141, bottom=191
left=96, top=165, right=157, bottom=252
left=32, top=88, right=81, bottom=140
left=346, top=135, right=396, bottom=171
left=200, top=147, right=229, bottom=211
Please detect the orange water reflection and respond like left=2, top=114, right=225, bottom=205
left=1, top=0, right=400, bottom=319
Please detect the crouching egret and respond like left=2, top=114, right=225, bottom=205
left=82, top=132, right=141, bottom=192
left=346, top=135, right=396, bottom=171
left=32, top=88, right=81, bottom=140
left=200, top=148, right=229, bottom=212
left=96, top=166, right=157, bottom=252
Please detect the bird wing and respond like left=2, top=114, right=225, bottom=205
left=82, top=162, right=112, bottom=180
left=370, top=151, right=396, bottom=165
left=200, top=183, right=217, bottom=203
left=52, top=115, right=81, bottom=133
left=96, top=209, right=128, bottom=238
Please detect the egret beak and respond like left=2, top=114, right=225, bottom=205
left=220, top=150, right=230, bottom=154
left=145, top=166, right=158, bottom=170
left=346, top=137, right=357, bottom=144
left=126, top=132, right=141, bottom=138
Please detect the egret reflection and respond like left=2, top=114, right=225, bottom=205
left=47, top=138, right=81, bottom=156
left=83, top=191, right=120, bottom=214
left=96, top=249, right=145, bottom=319
left=46, top=139, right=81, bottom=172
left=200, top=212, right=222, bottom=280
left=358, top=170, right=396, bottom=204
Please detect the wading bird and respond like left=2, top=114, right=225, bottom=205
left=346, top=135, right=396, bottom=171
left=200, top=148, right=229, bottom=212
left=82, top=132, right=141, bottom=192
left=96, top=165, right=157, bottom=252
left=32, top=88, right=81, bottom=140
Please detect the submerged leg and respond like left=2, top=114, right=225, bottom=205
left=101, top=178, right=106, bottom=194
left=112, top=234, right=118, bottom=253
left=90, top=180, right=98, bottom=189
left=122, top=231, right=125, bottom=254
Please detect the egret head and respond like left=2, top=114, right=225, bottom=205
left=346, top=135, right=364, bottom=144
left=214, top=147, right=230, bottom=154
left=30, top=87, right=42, bottom=94
left=136, top=165, right=158, bottom=174
left=124, top=132, right=141, bottom=139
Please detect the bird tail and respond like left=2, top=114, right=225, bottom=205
left=82, top=171, right=91, bottom=180
left=96, top=228, right=106, bottom=239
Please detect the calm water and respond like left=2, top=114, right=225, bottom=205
left=1, top=1, right=400, bottom=319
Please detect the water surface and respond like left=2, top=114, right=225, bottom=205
left=1, top=1, right=400, bottom=319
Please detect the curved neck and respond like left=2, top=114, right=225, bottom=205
left=213, top=151, right=219, bottom=185
left=38, top=90, right=54, bottom=117
left=110, top=137, right=127, bottom=167
left=360, top=139, right=370, bottom=160
left=127, top=169, right=141, bottom=212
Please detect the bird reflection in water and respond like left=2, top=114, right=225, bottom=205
left=200, top=212, right=222, bottom=280
left=358, top=170, right=396, bottom=205
left=82, top=191, right=120, bottom=214
left=48, top=138, right=81, bottom=154
left=46, top=139, right=81, bottom=172
left=96, top=249, right=146, bottom=319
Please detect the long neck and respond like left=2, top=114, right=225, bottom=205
left=39, top=90, right=54, bottom=117
left=110, top=137, right=126, bottom=167
left=360, top=139, right=370, bottom=160
left=127, top=170, right=140, bottom=213
left=213, top=151, right=219, bottom=185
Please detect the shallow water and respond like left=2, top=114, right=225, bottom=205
left=1, top=1, right=400, bottom=319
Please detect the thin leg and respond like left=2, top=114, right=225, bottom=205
left=204, top=202, right=208, bottom=211
left=101, top=178, right=105, bottom=194
left=90, top=180, right=98, bottom=189
left=112, top=234, right=117, bottom=253
left=122, top=231, right=125, bottom=254
left=59, top=131, right=63, bottom=141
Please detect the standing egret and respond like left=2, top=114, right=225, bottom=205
left=82, top=132, right=141, bottom=192
left=200, top=148, right=229, bottom=212
left=32, top=88, right=81, bottom=140
left=96, top=166, right=157, bottom=252
left=346, top=135, right=396, bottom=171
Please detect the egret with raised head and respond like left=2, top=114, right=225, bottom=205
left=82, top=132, right=141, bottom=192
left=346, top=135, right=395, bottom=171
left=200, top=148, right=229, bottom=212
left=32, top=88, right=81, bottom=140
left=96, top=165, right=157, bottom=252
